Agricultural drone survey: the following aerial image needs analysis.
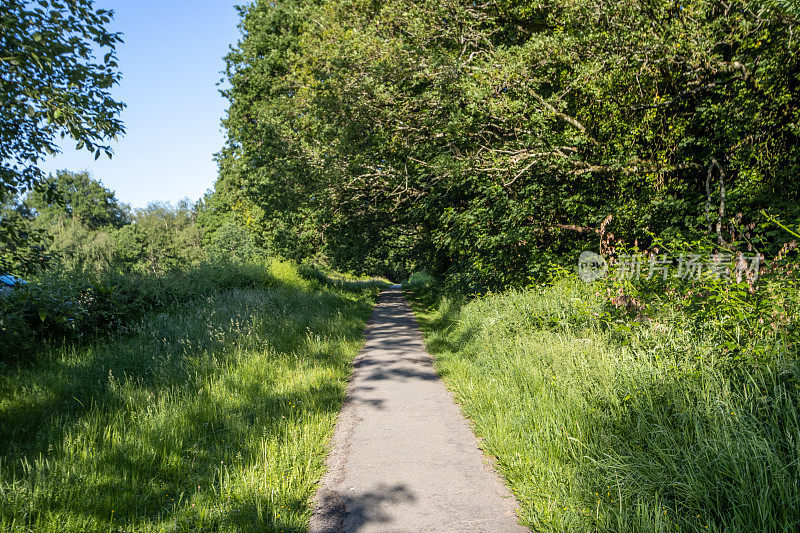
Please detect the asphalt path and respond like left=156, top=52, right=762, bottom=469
left=310, top=285, right=527, bottom=533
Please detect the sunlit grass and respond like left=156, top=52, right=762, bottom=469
left=0, top=261, right=384, bottom=532
left=408, top=277, right=800, bottom=532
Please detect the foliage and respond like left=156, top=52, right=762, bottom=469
left=297, top=261, right=390, bottom=292
left=762, top=0, right=800, bottom=17
left=218, top=0, right=800, bottom=288
left=408, top=270, right=800, bottom=531
left=0, top=0, right=124, bottom=256
left=0, top=198, right=46, bottom=274
left=0, top=261, right=382, bottom=531
left=0, top=260, right=280, bottom=362
left=206, top=222, right=262, bottom=264
left=0, top=171, right=272, bottom=276
left=124, top=201, right=205, bottom=274
left=25, top=170, right=130, bottom=229
left=4, top=170, right=131, bottom=272
left=405, top=270, right=437, bottom=292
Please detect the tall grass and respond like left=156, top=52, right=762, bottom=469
left=0, top=261, right=385, bottom=532
left=0, top=259, right=299, bottom=361
left=408, top=276, right=800, bottom=532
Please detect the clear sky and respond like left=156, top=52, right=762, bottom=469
left=40, top=1, right=242, bottom=209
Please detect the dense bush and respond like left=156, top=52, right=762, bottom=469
left=0, top=261, right=279, bottom=362
left=410, top=264, right=800, bottom=531
left=216, top=0, right=800, bottom=288
left=1, top=171, right=269, bottom=278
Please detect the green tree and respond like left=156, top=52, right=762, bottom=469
left=0, top=196, right=46, bottom=274
left=48, top=218, right=115, bottom=271
left=131, top=201, right=204, bottom=274
left=218, top=0, right=800, bottom=289
left=207, top=222, right=261, bottom=263
left=26, top=170, right=130, bottom=229
left=13, top=171, right=128, bottom=271
left=1, top=0, right=124, bottom=261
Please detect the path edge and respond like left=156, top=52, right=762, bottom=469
left=308, top=287, right=388, bottom=533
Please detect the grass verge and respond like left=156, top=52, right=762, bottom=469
left=407, top=277, right=800, bottom=532
left=0, top=260, right=386, bottom=532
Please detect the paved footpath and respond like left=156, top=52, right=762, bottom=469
left=310, top=285, right=527, bottom=533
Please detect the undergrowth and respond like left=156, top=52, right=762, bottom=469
left=0, top=260, right=386, bottom=532
left=407, top=271, right=800, bottom=532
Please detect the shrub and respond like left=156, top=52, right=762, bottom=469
left=0, top=261, right=280, bottom=362
left=405, top=270, right=435, bottom=290
left=411, top=267, right=800, bottom=531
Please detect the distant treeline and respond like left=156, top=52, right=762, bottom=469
left=0, top=170, right=272, bottom=360
left=0, top=170, right=263, bottom=275
left=214, top=0, right=800, bottom=288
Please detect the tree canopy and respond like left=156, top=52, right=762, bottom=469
left=0, top=171, right=228, bottom=275
left=25, top=170, right=129, bottom=229
left=215, top=0, right=800, bottom=287
left=0, top=0, right=124, bottom=259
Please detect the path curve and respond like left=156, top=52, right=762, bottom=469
left=310, top=285, right=527, bottom=533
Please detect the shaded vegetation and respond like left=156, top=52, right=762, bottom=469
left=217, top=0, right=800, bottom=289
left=0, top=260, right=386, bottom=532
left=407, top=267, right=800, bottom=532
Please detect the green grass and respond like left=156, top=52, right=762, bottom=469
left=0, top=260, right=385, bottom=532
left=407, top=277, right=800, bottom=532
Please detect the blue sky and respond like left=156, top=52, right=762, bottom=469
left=40, top=1, right=242, bottom=209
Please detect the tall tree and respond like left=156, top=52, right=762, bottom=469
left=218, top=0, right=800, bottom=288
left=26, top=170, right=130, bottom=229
left=0, top=0, right=124, bottom=259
